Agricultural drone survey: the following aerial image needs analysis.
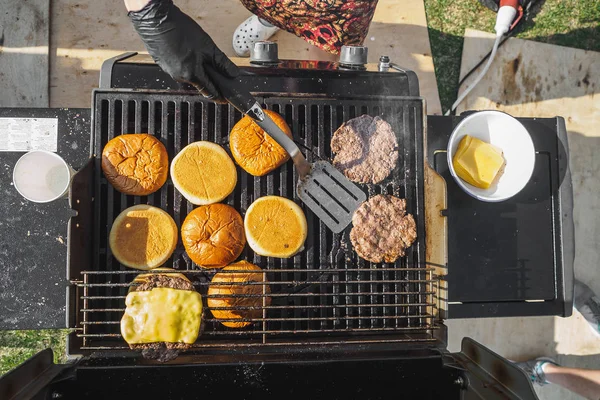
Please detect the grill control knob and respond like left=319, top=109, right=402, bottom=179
left=250, top=41, right=279, bottom=65
left=339, top=45, right=368, bottom=69
left=378, top=55, right=391, bottom=72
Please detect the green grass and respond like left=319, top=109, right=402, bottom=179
left=0, top=330, right=68, bottom=375
left=1, top=0, right=599, bottom=378
left=424, top=0, right=600, bottom=112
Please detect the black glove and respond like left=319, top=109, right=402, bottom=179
left=128, top=0, right=239, bottom=100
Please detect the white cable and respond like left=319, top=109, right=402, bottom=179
left=445, top=4, right=517, bottom=115
left=445, top=33, right=503, bottom=116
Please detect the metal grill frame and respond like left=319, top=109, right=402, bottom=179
left=67, top=89, right=442, bottom=357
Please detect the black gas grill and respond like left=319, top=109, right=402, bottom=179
left=0, top=48, right=573, bottom=399
left=70, top=91, right=438, bottom=355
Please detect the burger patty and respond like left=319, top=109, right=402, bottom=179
left=132, top=274, right=195, bottom=292
left=350, top=195, right=417, bottom=263
left=130, top=273, right=196, bottom=351
left=331, top=115, right=399, bottom=184
left=132, top=342, right=190, bottom=351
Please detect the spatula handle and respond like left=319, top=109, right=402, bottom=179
left=205, top=64, right=304, bottom=160
left=204, top=64, right=256, bottom=115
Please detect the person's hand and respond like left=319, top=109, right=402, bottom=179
left=128, top=0, right=239, bottom=100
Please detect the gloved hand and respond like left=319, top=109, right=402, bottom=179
left=128, top=0, right=239, bottom=100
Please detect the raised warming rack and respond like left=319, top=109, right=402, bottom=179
left=74, top=91, right=438, bottom=352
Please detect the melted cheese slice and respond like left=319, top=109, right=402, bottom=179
left=121, top=288, right=203, bottom=345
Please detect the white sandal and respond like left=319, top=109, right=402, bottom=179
left=233, top=15, right=279, bottom=57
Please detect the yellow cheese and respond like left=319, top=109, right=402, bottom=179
left=120, top=288, right=203, bottom=345
left=453, top=134, right=472, bottom=161
left=452, top=135, right=505, bottom=189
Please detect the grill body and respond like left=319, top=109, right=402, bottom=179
left=67, top=89, right=442, bottom=357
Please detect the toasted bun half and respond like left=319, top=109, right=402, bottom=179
left=171, top=141, right=237, bottom=205
left=229, top=110, right=292, bottom=176
left=181, top=203, right=246, bottom=268
left=244, top=196, right=307, bottom=258
left=102, top=134, right=168, bottom=196
left=207, top=261, right=270, bottom=328
left=109, top=205, right=177, bottom=270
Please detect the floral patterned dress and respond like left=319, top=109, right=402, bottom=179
left=238, top=0, right=379, bottom=54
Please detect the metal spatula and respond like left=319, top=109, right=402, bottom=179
left=206, top=67, right=366, bottom=233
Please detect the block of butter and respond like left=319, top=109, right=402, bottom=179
left=452, top=135, right=505, bottom=189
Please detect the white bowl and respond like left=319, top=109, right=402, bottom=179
left=447, top=111, right=535, bottom=202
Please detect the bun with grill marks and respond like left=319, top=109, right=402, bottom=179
left=207, top=261, right=270, bottom=328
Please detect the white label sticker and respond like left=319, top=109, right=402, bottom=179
left=0, top=118, right=58, bottom=152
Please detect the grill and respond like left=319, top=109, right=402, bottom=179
left=70, top=89, right=439, bottom=354
left=0, top=49, right=570, bottom=399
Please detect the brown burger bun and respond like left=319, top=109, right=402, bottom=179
left=171, top=141, right=237, bottom=205
left=229, top=110, right=293, bottom=176
left=181, top=204, right=246, bottom=268
left=244, top=196, right=307, bottom=258
left=207, top=261, right=270, bottom=328
left=102, top=134, right=168, bottom=196
left=109, top=205, right=178, bottom=270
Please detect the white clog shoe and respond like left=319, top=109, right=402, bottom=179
left=233, top=15, right=279, bottom=57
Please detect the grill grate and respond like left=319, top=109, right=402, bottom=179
left=75, top=90, right=436, bottom=353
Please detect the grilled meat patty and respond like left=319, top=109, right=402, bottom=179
left=132, top=274, right=195, bottom=292
left=331, top=115, right=398, bottom=184
left=350, top=195, right=417, bottom=263
left=130, top=274, right=196, bottom=351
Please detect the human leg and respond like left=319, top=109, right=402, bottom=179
left=574, top=279, right=600, bottom=337
left=516, top=357, right=600, bottom=400
left=544, top=363, right=600, bottom=400
left=237, top=0, right=379, bottom=55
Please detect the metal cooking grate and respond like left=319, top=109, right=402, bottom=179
left=74, top=90, right=437, bottom=352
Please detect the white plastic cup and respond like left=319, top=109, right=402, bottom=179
left=13, top=150, right=75, bottom=203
